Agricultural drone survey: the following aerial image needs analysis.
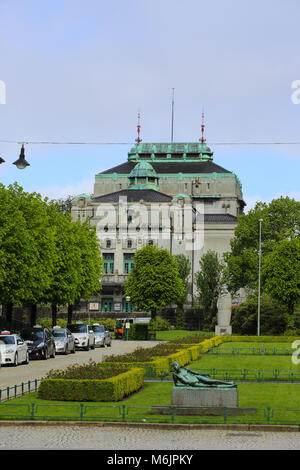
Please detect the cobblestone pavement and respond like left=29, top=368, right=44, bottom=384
left=0, top=424, right=300, bottom=450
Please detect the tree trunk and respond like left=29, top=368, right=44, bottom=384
left=30, top=303, right=37, bottom=327
left=51, top=303, right=57, bottom=328
left=5, top=302, right=13, bottom=330
left=67, top=304, right=73, bottom=324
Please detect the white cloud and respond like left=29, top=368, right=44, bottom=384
left=36, top=176, right=94, bottom=202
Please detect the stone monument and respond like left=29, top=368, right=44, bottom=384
left=215, top=287, right=232, bottom=336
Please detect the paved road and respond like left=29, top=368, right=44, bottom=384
left=0, top=424, right=299, bottom=450
left=0, top=340, right=161, bottom=390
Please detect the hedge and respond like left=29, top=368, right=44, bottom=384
left=38, top=367, right=144, bottom=402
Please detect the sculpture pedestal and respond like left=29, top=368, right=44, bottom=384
left=171, top=386, right=238, bottom=408
left=215, top=325, right=232, bottom=336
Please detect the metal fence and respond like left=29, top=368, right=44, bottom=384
left=208, top=347, right=293, bottom=356
left=144, top=367, right=300, bottom=382
left=0, top=402, right=300, bottom=426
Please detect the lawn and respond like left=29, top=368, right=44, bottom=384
left=155, top=330, right=214, bottom=341
left=2, top=334, right=300, bottom=425
left=2, top=381, right=300, bottom=425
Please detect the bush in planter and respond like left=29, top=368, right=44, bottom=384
left=38, top=361, right=144, bottom=401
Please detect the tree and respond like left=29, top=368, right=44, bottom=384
left=223, top=196, right=300, bottom=294
left=173, top=254, right=191, bottom=328
left=262, top=238, right=300, bottom=325
left=173, top=254, right=191, bottom=308
left=67, top=219, right=103, bottom=324
left=0, top=183, right=56, bottom=328
left=53, top=195, right=74, bottom=215
left=195, top=250, right=224, bottom=330
left=124, top=244, right=185, bottom=318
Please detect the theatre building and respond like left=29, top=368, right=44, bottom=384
left=71, top=138, right=245, bottom=315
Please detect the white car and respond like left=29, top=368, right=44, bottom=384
left=0, top=331, right=29, bottom=366
left=67, top=322, right=95, bottom=351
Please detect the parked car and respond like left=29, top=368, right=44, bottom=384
left=20, top=325, right=56, bottom=360
left=91, top=323, right=112, bottom=347
left=67, top=322, right=95, bottom=351
left=0, top=330, right=29, bottom=366
left=51, top=326, right=76, bottom=354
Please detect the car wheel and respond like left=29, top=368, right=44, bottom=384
left=13, top=353, right=18, bottom=367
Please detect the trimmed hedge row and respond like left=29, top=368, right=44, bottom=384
left=220, top=335, right=299, bottom=343
left=103, top=336, right=225, bottom=377
left=38, top=366, right=144, bottom=402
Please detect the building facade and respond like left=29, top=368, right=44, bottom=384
left=71, top=141, right=245, bottom=314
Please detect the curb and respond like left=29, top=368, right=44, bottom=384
left=0, top=420, right=298, bottom=432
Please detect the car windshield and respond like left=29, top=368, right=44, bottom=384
left=0, top=336, right=15, bottom=345
left=68, top=324, right=87, bottom=333
left=52, top=329, right=66, bottom=338
left=92, top=325, right=105, bottom=333
left=20, top=330, right=44, bottom=341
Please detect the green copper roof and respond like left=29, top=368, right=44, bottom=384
left=128, top=142, right=213, bottom=162
left=74, top=193, right=91, bottom=198
left=128, top=161, right=159, bottom=190
left=129, top=161, right=158, bottom=178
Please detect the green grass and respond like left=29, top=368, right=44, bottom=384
left=155, top=330, right=213, bottom=341
left=2, top=335, right=300, bottom=425
left=2, top=381, right=300, bottom=425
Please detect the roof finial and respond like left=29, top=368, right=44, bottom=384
left=200, top=109, right=206, bottom=144
left=135, top=111, right=142, bottom=144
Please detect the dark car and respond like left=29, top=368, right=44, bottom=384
left=20, top=325, right=56, bottom=360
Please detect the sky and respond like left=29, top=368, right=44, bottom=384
left=0, top=0, right=299, bottom=211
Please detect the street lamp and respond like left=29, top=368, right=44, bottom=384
left=13, top=144, right=30, bottom=170
left=257, top=219, right=263, bottom=336
left=0, top=144, right=30, bottom=170
left=125, top=296, right=131, bottom=341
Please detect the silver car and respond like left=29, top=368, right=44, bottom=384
left=0, top=331, right=29, bottom=366
left=67, top=322, right=95, bottom=351
left=51, top=326, right=76, bottom=355
left=92, top=323, right=112, bottom=348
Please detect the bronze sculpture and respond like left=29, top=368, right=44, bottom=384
left=172, top=361, right=237, bottom=389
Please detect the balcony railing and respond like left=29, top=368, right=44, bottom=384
left=102, top=273, right=128, bottom=284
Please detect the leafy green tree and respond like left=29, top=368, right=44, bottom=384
left=53, top=195, right=74, bottom=215
left=41, top=205, right=82, bottom=326
left=124, top=244, right=185, bottom=318
left=173, top=254, right=191, bottom=308
left=262, top=238, right=300, bottom=325
left=67, top=219, right=103, bottom=324
left=223, top=196, right=300, bottom=294
left=195, top=250, right=224, bottom=330
left=0, top=183, right=56, bottom=327
left=231, top=293, right=288, bottom=335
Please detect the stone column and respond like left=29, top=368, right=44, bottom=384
left=215, top=288, right=232, bottom=335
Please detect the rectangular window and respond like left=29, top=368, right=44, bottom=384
left=103, top=253, right=114, bottom=275
left=123, top=253, right=135, bottom=274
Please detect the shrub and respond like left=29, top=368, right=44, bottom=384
left=231, top=294, right=288, bottom=335
left=149, top=316, right=171, bottom=331
left=38, top=362, right=144, bottom=402
left=123, top=324, right=149, bottom=341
